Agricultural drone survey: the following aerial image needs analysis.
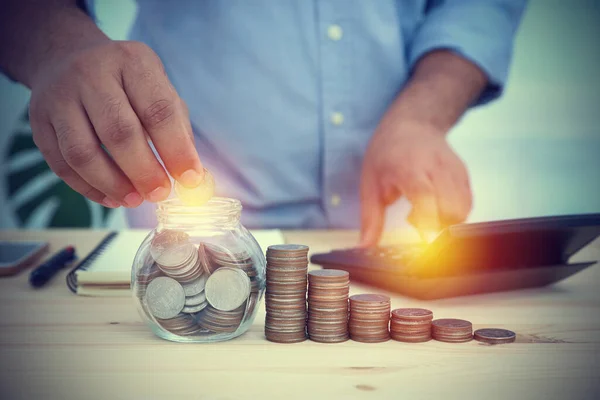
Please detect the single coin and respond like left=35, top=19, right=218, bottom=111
left=205, top=267, right=251, bottom=311
left=185, top=291, right=207, bottom=307
left=150, top=230, right=195, bottom=268
left=267, top=244, right=309, bottom=252
left=432, top=319, right=472, bottom=331
left=145, top=277, right=186, bottom=319
left=391, top=308, right=433, bottom=320
left=204, top=243, right=251, bottom=262
left=174, top=168, right=215, bottom=207
left=181, top=274, right=208, bottom=296
left=474, top=328, right=516, bottom=344
left=349, top=294, right=390, bottom=304
left=308, top=269, right=349, bottom=278
left=182, top=301, right=209, bottom=314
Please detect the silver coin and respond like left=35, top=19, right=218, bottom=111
left=267, top=244, right=309, bottom=252
left=205, top=267, right=251, bottom=311
left=150, top=230, right=195, bottom=267
left=145, top=277, right=186, bottom=319
left=185, top=291, right=207, bottom=307
left=181, top=274, right=208, bottom=296
left=182, top=301, right=209, bottom=314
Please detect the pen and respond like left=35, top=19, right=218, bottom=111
left=29, top=246, right=77, bottom=288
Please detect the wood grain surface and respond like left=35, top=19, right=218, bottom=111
left=0, top=230, right=599, bottom=400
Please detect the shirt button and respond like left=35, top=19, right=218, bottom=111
left=330, top=194, right=341, bottom=207
left=330, top=112, right=344, bottom=126
left=327, top=25, right=343, bottom=41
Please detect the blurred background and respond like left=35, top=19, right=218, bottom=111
left=0, top=0, right=598, bottom=230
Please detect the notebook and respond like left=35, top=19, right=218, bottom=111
left=67, top=229, right=285, bottom=297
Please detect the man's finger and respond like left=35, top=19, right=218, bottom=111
left=50, top=102, right=142, bottom=207
left=82, top=79, right=171, bottom=203
left=31, top=117, right=118, bottom=208
left=405, top=175, right=440, bottom=232
left=122, top=53, right=203, bottom=188
left=359, top=172, right=385, bottom=247
left=431, top=169, right=465, bottom=227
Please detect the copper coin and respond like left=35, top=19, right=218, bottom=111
left=433, top=335, right=472, bottom=343
left=391, top=334, right=432, bottom=343
left=349, top=294, right=390, bottom=304
left=350, top=336, right=390, bottom=343
left=432, top=319, right=472, bottom=331
left=391, top=308, right=433, bottom=321
left=309, top=335, right=349, bottom=343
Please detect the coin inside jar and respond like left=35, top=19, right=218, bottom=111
left=150, top=229, right=195, bottom=268
left=145, top=277, right=186, bottom=319
left=204, top=267, right=251, bottom=311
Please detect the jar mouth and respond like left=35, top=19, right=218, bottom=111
left=156, top=197, right=242, bottom=229
left=157, top=197, right=242, bottom=215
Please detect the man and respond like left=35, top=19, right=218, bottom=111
left=0, top=0, right=526, bottom=245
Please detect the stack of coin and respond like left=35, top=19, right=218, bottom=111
left=135, top=262, right=164, bottom=298
left=307, top=270, right=349, bottom=343
left=264, top=244, right=309, bottom=343
left=196, top=305, right=246, bottom=333
left=203, top=243, right=261, bottom=293
left=390, top=308, right=433, bottom=342
left=181, top=275, right=208, bottom=313
left=157, top=313, right=206, bottom=336
left=432, top=319, right=473, bottom=343
left=348, top=294, right=391, bottom=343
left=196, top=266, right=252, bottom=334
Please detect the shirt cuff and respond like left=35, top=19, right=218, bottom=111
left=408, top=1, right=526, bottom=106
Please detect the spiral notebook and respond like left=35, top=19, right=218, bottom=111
left=66, top=229, right=285, bottom=297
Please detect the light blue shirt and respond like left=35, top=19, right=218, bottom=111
left=86, top=0, right=526, bottom=229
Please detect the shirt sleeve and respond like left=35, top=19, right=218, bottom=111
left=77, top=0, right=97, bottom=22
left=408, top=0, right=528, bottom=106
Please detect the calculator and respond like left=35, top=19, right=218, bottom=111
left=310, top=214, right=600, bottom=299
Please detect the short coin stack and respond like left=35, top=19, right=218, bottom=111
left=432, top=319, right=473, bottom=343
left=348, top=294, right=391, bottom=343
left=264, top=244, right=309, bottom=343
left=307, top=270, right=350, bottom=343
left=390, top=308, right=433, bottom=342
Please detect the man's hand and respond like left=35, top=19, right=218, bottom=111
left=0, top=1, right=203, bottom=208
left=360, top=120, right=472, bottom=247
left=359, top=50, right=488, bottom=246
left=28, top=40, right=203, bottom=208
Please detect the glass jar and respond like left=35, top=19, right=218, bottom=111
left=132, top=197, right=266, bottom=343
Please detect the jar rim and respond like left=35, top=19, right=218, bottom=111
left=157, top=197, right=242, bottom=217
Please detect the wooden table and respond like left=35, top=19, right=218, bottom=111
left=0, top=230, right=599, bottom=400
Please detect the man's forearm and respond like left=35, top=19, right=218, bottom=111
left=383, top=50, right=488, bottom=134
left=0, top=0, right=109, bottom=88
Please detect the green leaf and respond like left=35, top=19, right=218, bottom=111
left=4, top=107, right=114, bottom=228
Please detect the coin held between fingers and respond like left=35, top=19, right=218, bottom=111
left=175, top=168, right=215, bottom=206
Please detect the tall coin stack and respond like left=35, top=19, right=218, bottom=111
left=390, top=308, right=433, bottom=342
left=348, top=294, right=391, bottom=343
left=264, top=244, right=309, bottom=343
left=307, top=270, right=350, bottom=343
left=431, top=319, right=473, bottom=343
